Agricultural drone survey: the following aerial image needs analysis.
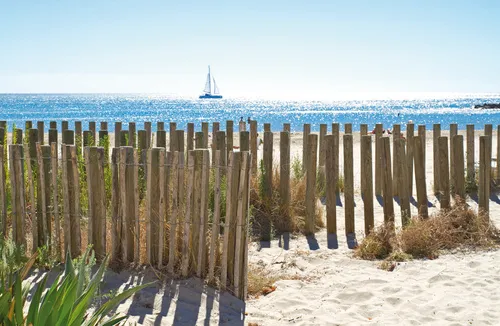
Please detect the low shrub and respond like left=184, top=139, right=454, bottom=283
left=355, top=200, right=500, bottom=264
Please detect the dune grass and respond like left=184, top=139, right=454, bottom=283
left=355, top=200, right=500, bottom=269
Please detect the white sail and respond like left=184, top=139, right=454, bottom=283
left=213, top=77, right=220, bottom=94
left=203, top=72, right=211, bottom=94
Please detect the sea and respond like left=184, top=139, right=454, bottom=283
left=1, top=93, right=500, bottom=132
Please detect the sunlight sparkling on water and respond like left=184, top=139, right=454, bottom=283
left=0, top=94, right=499, bottom=132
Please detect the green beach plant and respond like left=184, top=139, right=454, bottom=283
left=0, top=247, right=153, bottom=326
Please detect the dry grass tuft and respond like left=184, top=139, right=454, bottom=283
left=354, top=223, right=395, bottom=260
left=249, top=163, right=324, bottom=239
left=247, top=264, right=313, bottom=298
left=247, top=265, right=279, bottom=297
left=356, top=200, right=500, bottom=263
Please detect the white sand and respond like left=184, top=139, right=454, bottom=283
left=24, top=129, right=500, bottom=325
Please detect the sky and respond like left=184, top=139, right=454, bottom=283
left=0, top=0, right=499, bottom=99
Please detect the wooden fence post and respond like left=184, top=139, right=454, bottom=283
left=168, top=152, right=181, bottom=274
left=226, top=120, right=234, bottom=161
left=51, top=143, right=61, bottom=260
left=75, top=121, right=82, bottom=152
left=302, top=124, right=311, bottom=170
left=283, top=123, right=291, bottom=132
left=138, top=130, right=148, bottom=199
left=37, top=144, right=51, bottom=249
left=157, top=150, right=166, bottom=268
left=84, top=147, right=106, bottom=260
left=62, top=145, right=81, bottom=258
left=332, top=123, right=340, bottom=193
left=111, top=148, right=121, bottom=262
left=250, top=120, right=257, bottom=174
left=157, top=121, right=164, bottom=131
left=485, top=124, right=493, bottom=183
left=120, top=130, right=128, bottom=146
left=48, top=129, right=57, bottom=147
left=89, top=121, right=96, bottom=140
left=392, top=124, right=400, bottom=196
left=466, top=124, right=475, bottom=189
left=344, top=134, right=356, bottom=248
left=325, top=135, right=337, bottom=238
left=119, top=146, right=136, bottom=262
left=262, top=131, right=273, bottom=240
left=305, top=134, right=317, bottom=236
left=202, top=122, right=209, bottom=148
left=396, top=138, right=410, bottom=226
left=361, top=135, right=374, bottom=234
left=144, top=121, right=152, bottom=149
left=418, top=125, right=426, bottom=163
left=128, top=122, right=136, bottom=148
left=449, top=123, right=458, bottom=194
left=344, top=123, right=352, bottom=134
left=222, top=152, right=241, bottom=290
left=433, top=124, right=441, bottom=194
left=406, top=123, right=415, bottom=195
left=146, top=148, right=162, bottom=265
left=197, top=150, right=210, bottom=278
left=413, top=136, right=428, bottom=218
left=264, top=123, right=271, bottom=132
left=438, top=137, right=450, bottom=210
left=375, top=123, right=383, bottom=196
left=62, top=121, right=68, bottom=132
left=360, top=124, right=368, bottom=136
left=169, top=122, right=177, bottom=152
left=208, top=151, right=223, bottom=282
left=62, top=129, right=74, bottom=145
left=485, top=124, right=493, bottom=138
left=381, top=137, right=394, bottom=226
left=14, top=129, right=23, bottom=144
left=186, top=150, right=202, bottom=274
left=25, top=144, right=38, bottom=251
left=478, top=136, right=491, bottom=218
left=157, top=130, right=166, bottom=148
left=215, top=131, right=226, bottom=168
left=211, top=122, right=219, bottom=164
left=83, top=130, right=93, bottom=147
left=239, top=131, right=249, bottom=151
left=319, top=124, right=327, bottom=167
left=9, top=145, right=26, bottom=247
left=195, top=131, right=204, bottom=149
left=49, top=121, right=57, bottom=129
left=234, top=151, right=250, bottom=300
left=453, top=135, right=465, bottom=199
left=114, top=122, right=122, bottom=148
left=187, top=122, right=194, bottom=151
left=280, top=131, right=290, bottom=236
left=100, top=121, right=108, bottom=131
left=37, top=121, right=44, bottom=145
left=175, top=129, right=184, bottom=154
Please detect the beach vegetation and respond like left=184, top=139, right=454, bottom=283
left=355, top=200, right=500, bottom=266
left=249, top=160, right=324, bottom=239
left=0, top=244, right=152, bottom=326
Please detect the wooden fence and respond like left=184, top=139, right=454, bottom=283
left=0, top=119, right=498, bottom=299
left=0, top=120, right=251, bottom=300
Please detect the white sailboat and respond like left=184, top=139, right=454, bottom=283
left=199, top=66, right=223, bottom=99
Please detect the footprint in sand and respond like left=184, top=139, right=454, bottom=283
left=337, top=291, right=373, bottom=303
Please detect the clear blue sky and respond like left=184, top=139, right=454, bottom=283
left=1, top=0, right=499, bottom=99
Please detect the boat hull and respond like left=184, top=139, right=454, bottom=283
left=199, top=94, right=223, bottom=99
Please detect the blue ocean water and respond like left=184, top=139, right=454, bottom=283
left=1, top=94, right=500, bottom=132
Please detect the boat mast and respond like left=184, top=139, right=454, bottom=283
left=208, top=65, right=212, bottom=94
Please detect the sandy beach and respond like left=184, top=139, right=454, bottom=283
left=43, top=127, right=498, bottom=325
